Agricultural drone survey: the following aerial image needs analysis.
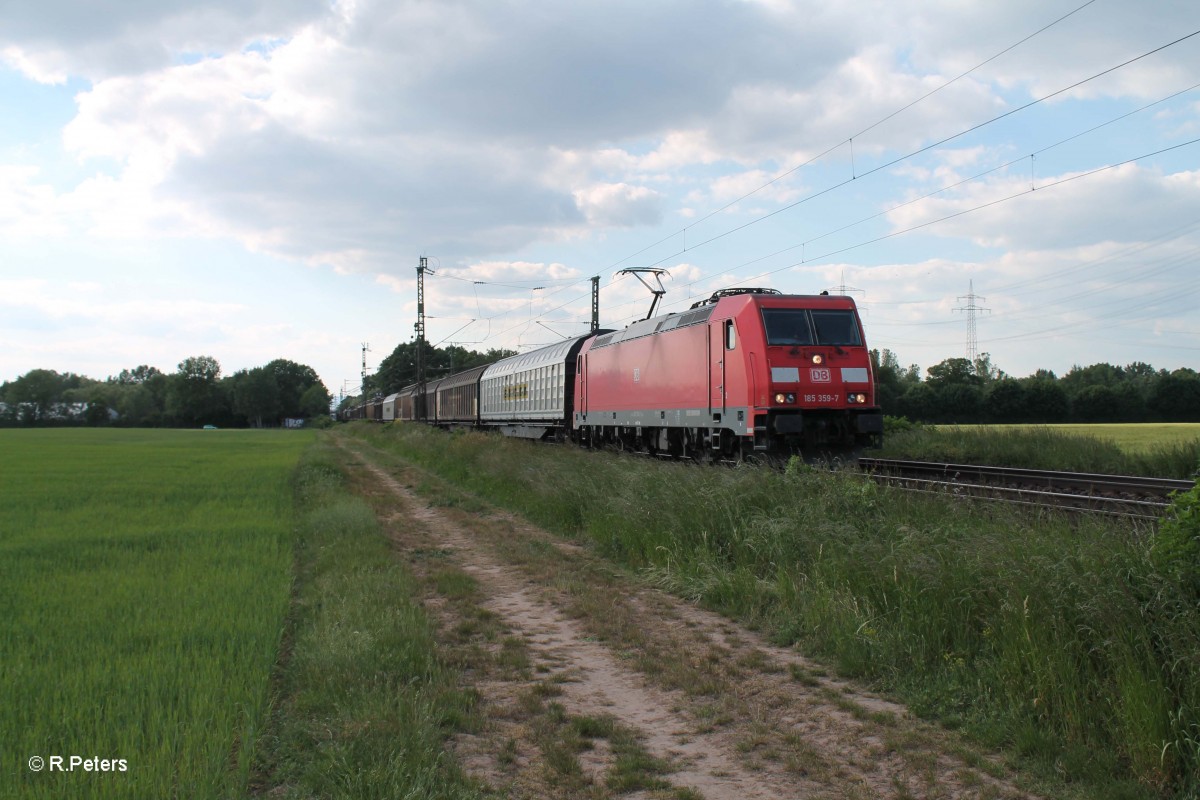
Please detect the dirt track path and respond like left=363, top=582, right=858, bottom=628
left=340, top=437, right=1040, bottom=800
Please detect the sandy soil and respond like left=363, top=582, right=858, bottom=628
left=342, top=439, right=1041, bottom=800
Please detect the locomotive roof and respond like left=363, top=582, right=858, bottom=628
left=481, top=332, right=605, bottom=380
left=589, top=292, right=858, bottom=350
left=437, top=362, right=490, bottom=389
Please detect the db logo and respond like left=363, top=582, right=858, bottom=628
left=810, top=368, right=831, bottom=383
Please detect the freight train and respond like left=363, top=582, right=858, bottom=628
left=347, top=289, right=883, bottom=459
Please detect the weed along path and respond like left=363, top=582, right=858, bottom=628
left=338, top=436, right=1039, bottom=800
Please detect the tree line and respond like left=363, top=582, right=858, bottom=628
left=874, top=350, right=1200, bottom=424
left=16, top=343, right=1188, bottom=428
left=0, top=357, right=332, bottom=428
left=337, top=341, right=517, bottom=415
left=345, top=339, right=1200, bottom=425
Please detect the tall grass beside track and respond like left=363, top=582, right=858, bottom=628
left=880, top=424, right=1200, bottom=479
left=0, top=429, right=309, bottom=800
left=345, top=422, right=1200, bottom=800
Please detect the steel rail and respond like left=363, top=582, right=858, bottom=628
left=859, top=458, right=1194, bottom=520
left=859, top=458, right=1194, bottom=495
left=869, top=474, right=1170, bottom=520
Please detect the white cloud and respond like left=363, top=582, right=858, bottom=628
left=0, top=166, right=68, bottom=237
left=0, top=278, right=246, bottom=326
left=708, top=169, right=804, bottom=206
left=573, top=183, right=665, bottom=228
left=886, top=163, right=1200, bottom=250
left=0, top=0, right=328, bottom=81
left=3, top=0, right=1199, bottom=385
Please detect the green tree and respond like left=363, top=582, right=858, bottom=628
left=167, top=356, right=225, bottom=427
left=114, top=365, right=164, bottom=385
left=230, top=367, right=280, bottom=428
left=895, top=383, right=937, bottom=422
left=972, top=352, right=1005, bottom=383
left=1148, top=369, right=1200, bottom=421
left=1072, top=384, right=1124, bottom=422
left=870, top=348, right=916, bottom=412
left=1021, top=377, right=1070, bottom=422
left=983, top=378, right=1029, bottom=422
left=84, top=397, right=112, bottom=426
left=926, top=357, right=980, bottom=389
left=370, top=341, right=514, bottom=396
left=106, top=368, right=170, bottom=426
left=117, top=382, right=166, bottom=427
left=1124, top=361, right=1157, bottom=381
left=5, top=369, right=66, bottom=424
left=299, top=384, right=332, bottom=419
left=1060, top=363, right=1124, bottom=396
left=936, top=383, right=983, bottom=423
left=264, top=359, right=325, bottom=418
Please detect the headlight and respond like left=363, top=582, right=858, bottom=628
left=773, top=393, right=796, bottom=404
left=847, top=393, right=868, bottom=404
left=812, top=354, right=824, bottom=365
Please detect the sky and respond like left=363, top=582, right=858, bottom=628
left=2, top=0, right=1199, bottom=398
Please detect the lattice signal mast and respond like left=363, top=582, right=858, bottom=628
left=416, top=256, right=435, bottom=421
left=954, top=281, right=989, bottom=362
left=591, top=275, right=600, bottom=332
left=360, top=342, right=371, bottom=392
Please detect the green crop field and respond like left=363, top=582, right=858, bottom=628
left=1013, top=423, right=1200, bottom=452
left=884, top=423, right=1200, bottom=478
left=1, top=429, right=312, bottom=800
left=942, top=423, right=1200, bottom=453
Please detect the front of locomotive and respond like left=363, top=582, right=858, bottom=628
left=744, top=293, right=883, bottom=454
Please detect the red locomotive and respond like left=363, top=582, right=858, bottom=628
left=368, top=288, right=883, bottom=460
left=574, top=288, right=881, bottom=459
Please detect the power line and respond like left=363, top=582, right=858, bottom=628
left=516, top=47, right=1200, bottom=339
left=481, top=131, right=1198, bottom=352
left=602, top=136, right=1200, bottom=329
left=628, top=28, right=1200, bottom=277
left=597, top=79, right=1200, bottom=325
left=470, top=0, right=1113, bottom=340
left=597, top=0, right=1102, bottom=276
left=418, top=25, right=1200, bottom=355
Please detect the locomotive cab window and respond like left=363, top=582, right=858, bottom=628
left=761, top=309, right=814, bottom=346
left=724, top=320, right=736, bottom=350
left=811, top=310, right=862, bottom=346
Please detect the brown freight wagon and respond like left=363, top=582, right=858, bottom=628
left=435, top=364, right=489, bottom=426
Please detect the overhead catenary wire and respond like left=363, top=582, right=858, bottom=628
left=601, top=136, right=1200, bottom=330
left=414, top=14, right=1200, bottom=359
left=460, top=0, right=1116, bottom=342
left=582, top=79, right=1200, bottom=328
left=628, top=28, right=1200, bottom=277
left=471, top=132, right=1199, bottom=351
left=595, top=0, right=1102, bottom=276
left=485, top=30, right=1200, bottom=345
left=598, top=113, right=1200, bottom=331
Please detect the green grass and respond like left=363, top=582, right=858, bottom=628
left=0, top=429, right=311, bottom=800
left=251, top=440, right=488, bottom=799
left=343, top=421, right=1200, bottom=800
left=1006, top=423, right=1200, bottom=453
left=883, top=424, right=1200, bottom=478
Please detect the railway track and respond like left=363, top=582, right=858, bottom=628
left=858, top=457, right=1196, bottom=520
